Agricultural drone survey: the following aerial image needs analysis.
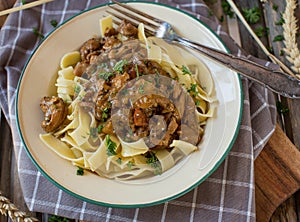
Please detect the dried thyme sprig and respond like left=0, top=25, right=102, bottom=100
left=282, top=0, right=300, bottom=78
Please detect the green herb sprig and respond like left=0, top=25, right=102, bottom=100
left=76, top=166, right=84, bottom=175
left=106, top=135, right=117, bottom=156
left=113, top=60, right=128, bottom=73
left=32, top=27, right=44, bottom=39
left=182, top=65, right=192, bottom=75
left=221, top=0, right=235, bottom=18
left=50, top=19, right=58, bottom=28
left=145, top=151, right=162, bottom=175
left=242, top=7, right=261, bottom=24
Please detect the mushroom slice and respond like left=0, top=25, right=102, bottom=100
left=40, top=96, right=68, bottom=133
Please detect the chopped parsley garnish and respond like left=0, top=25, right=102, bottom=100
left=32, top=27, right=44, bottom=39
left=242, top=7, right=261, bottom=24
left=98, top=72, right=114, bottom=81
left=113, top=60, right=128, bottom=73
left=76, top=166, right=84, bottom=175
left=98, top=124, right=104, bottom=133
left=127, top=161, right=134, bottom=169
left=188, top=83, right=198, bottom=97
left=102, top=112, right=108, bottom=120
left=74, top=85, right=81, bottom=94
left=273, top=35, right=284, bottom=42
left=21, top=0, right=26, bottom=5
left=182, top=65, right=192, bottom=75
left=195, top=100, right=201, bottom=106
left=50, top=19, right=58, bottom=28
left=101, top=106, right=111, bottom=121
left=145, top=152, right=162, bottom=175
left=106, top=135, right=117, bottom=156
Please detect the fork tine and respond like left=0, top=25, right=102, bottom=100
left=108, top=5, right=158, bottom=31
left=111, top=0, right=164, bottom=24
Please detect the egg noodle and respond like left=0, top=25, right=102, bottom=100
left=39, top=16, right=216, bottom=180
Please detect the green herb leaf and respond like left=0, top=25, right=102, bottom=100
left=145, top=151, right=162, bottom=175
left=113, top=59, right=128, bottom=73
left=275, top=16, right=284, bottom=26
left=21, top=0, right=26, bottom=5
left=276, top=101, right=289, bottom=115
left=254, top=26, right=268, bottom=37
left=221, top=0, right=235, bottom=18
left=74, top=85, right=81, bottom=94
left=273, top=35, right=284, bottom=42
left=127, top=161, right=134, bottom=169
left=219, top=15, right=224, bottom=23
left=106, top=135, right=117, bottom=156
left=187, top=83, right=198, bottom=97
left=272, top=4, right=278, bottom=11
left=32, top=27, right=44, bottom=39
left=50, top=19, right=58, bottom=28
left=182, top=65, right=192, bottom=75
left=280, top=50, right=285, bottom=56
left=98, top=124, right=104, bottom=133
left=76, top=167, right=84, bottom=176
left=49, top=215, right=70, bottom=222
left=267, top=46, right=274, bottom=53
left=242, top=7, right=261, bottom=24
left=98, top=72, right=114, bottom=81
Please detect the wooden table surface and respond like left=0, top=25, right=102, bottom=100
left=1, top=0, right=300, bottom=222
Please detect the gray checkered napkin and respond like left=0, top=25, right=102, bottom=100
left=0, top=0, right=276, bottom=221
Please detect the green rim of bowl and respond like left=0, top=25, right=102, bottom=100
left=16, top=1, right=243, bottom=208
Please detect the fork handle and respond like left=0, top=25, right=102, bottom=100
left=174, top=36, right=300, bottom=99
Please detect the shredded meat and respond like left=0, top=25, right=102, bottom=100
left=129, top=94, right=180, bottom=149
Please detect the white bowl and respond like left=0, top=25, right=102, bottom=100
left=16, top=1, right=242, bottom=207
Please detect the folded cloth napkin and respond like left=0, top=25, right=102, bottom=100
left=0, top=0, right=276, bottom=221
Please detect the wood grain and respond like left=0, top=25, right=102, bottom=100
left=255, top=124, right=300, bottom=222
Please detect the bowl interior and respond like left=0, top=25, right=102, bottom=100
left=16, top=2, right=242, bottom=207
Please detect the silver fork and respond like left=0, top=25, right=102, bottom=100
left=108, top=0, right=300, bottom=99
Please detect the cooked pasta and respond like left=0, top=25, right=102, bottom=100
left=39, top=17, right=216, bottom=180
